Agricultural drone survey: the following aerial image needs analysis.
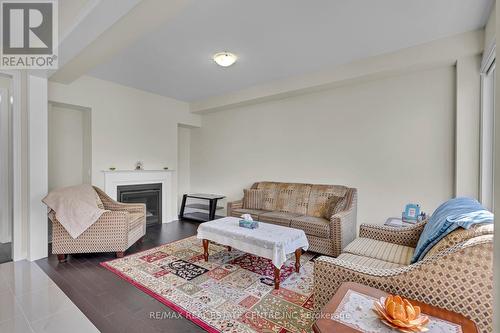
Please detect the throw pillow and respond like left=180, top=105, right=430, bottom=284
left=323, top=195, right=343, bottom=219
left=243, top=189, right=264, bottom=210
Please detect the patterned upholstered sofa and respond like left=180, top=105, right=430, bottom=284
left=50, top=186, right=146, bottom=262
left=227, top=181, right=357, bottom=257
left=314, top=221, right=494, bottom=332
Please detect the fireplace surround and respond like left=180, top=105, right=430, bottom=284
left=117, top=183, right=162, bottom=225
left=102, top=170, right=175, bottom=223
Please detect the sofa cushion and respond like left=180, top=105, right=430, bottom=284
left=259, top=211, right=301, bottom=227
left=255, top=182, right=312, bottom=214
left=243, top=189, right=264, bottom=209
left=323, top=195, right=343, bottom=219
left=307, top=185, right=348, bottom=217
left=128, top=212, right=144, bottom=231
left=230, top=208, right=268, bottom=221
left=343, top=237, right=415, bottom=265
left=333, top=188, right=356, bottom=215
left=336, top=253, right=402, bottom=269
left=255, top=182, right=281, bottom=211
left=290, top=215, right=330, bottom=238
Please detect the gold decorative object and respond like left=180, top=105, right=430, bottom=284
left=373, top=295, right=429, bottom=332
left=109, top=167, right=116, bottom=171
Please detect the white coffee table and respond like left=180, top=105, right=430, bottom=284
left=196, top=216, right=309, bottom=289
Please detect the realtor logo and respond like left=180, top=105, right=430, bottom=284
left=1, top=0, right=58, bottom=69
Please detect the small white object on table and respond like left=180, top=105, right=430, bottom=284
left=196, top=216, right=309, bottom=289
left=384, top=217, right=416, bottom=228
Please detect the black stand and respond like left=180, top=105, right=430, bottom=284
left=179, top=193, right=225, bottom=222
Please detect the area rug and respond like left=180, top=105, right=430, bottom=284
left=100, top=236, right=315, bottom=333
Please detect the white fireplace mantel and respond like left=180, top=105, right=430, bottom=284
left=102, top=170, right=176, bottom=223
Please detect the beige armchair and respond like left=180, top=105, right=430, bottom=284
left=314, top=221, right=493, bottom=332
left=50, top=186, right=146, bottom=262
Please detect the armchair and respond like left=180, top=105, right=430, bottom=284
left=50, top=186, right=146, bottom=261
left=314, top=221, right=493, bottom=332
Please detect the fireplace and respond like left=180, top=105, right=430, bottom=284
left=117, top=183, right=162, bottom=225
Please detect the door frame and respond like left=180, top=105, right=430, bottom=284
left=0, top=70, right=22, bottom=261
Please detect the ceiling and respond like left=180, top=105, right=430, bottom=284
left=58, top=0, right=93, bottom=40
left=88, top=0, right=493, bottom=102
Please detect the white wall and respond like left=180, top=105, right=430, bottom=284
left=28, top=75, right=48, bottom=261
left=48, top=76, right=201, bottom=217
left=0, top=82, right=11, bottom=244
left=455, top=55, right=482, bottom=198
left=485, top=1, right=496, bottom=49
left=177, top=125, right=191, bottom=208
left=493, top=1, right=499, bottom=330
left=48, top=104, right=91, bottom=191
left=191, top=66, right=456, bottom=225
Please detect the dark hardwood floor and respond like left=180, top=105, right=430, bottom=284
left=36, top=220, right=206, bottom=333
left=0, top=241, right=12, bottom=263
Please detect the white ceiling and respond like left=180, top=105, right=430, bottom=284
left=58, top=0, right=93, bottom=40
left=88, top=0, right=493, bottom=102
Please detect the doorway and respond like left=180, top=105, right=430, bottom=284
left=48, top=102, right=92, bottom=242
left=0, top=75, right=13, bottom=263
left=48, top=102, right=92, bottom=191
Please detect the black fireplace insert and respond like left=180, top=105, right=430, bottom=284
left=117, top=183, right=162, bottom=225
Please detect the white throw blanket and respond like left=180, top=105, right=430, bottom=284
left=42, top=184, right=108, bottom=239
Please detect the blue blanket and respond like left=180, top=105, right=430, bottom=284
left=411, top=197, right=493, bottom=263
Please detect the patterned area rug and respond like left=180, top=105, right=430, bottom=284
left=100, top=236, right=315, bottom=333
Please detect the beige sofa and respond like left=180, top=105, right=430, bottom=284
left=314, top=221, right=494, bottom=332
left=227, top=181, right=357, bottom=257
left=50, top=186, right=146, bottom=261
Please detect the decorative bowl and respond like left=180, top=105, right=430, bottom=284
left=109, top=167, right=116, bottom=171
left=373, top=295, right=429, bottom=332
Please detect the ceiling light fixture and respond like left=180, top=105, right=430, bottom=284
left=213, top=52, right=237, bottom=67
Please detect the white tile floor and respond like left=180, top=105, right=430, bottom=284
left=0, top=260, right=99, bottom=333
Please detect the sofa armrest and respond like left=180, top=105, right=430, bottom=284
left=227, top=199, right=243, bottom=216
left=313, top=236, right=493, bottom=332
left=104, top=201, right=146, bottom=215
left=329, top=189, right=357, bottom=257
left=359, top=220, right=427, bottom=247
left=330, top=211, right=356, bottom=257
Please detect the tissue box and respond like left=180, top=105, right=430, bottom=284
left=239, top=219, right=259, bottom=229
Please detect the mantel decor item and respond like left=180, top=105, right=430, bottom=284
left=163, top=167, right=169, bottom=170
left=373, top=295, right=430, bottom=332
left=135, top=161, right=143, bottom=170
left=109, top=167, right=116, bottom=171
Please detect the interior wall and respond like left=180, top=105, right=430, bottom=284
left=190, top=66, right=456, bottom=225
left=27, top=75, right=48, bottom=261
left=493, top=1, right=499, bottom=329
left=485, top=1, right=496, bottom=49
left=0, top=78, right=12, bottom=245
left=48, top=103, right=91, bottom=191
left=48, top=76, right=201, bottom=218
left=177, top=125, right=191, bottom=209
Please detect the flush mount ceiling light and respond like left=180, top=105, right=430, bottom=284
left=213, top=52, right=237, bottom=67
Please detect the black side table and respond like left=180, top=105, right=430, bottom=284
left=179, top=193, right=225, bottom=222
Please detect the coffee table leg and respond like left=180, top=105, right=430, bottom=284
left=274, top=267, right=280, bottom=289
left=295, top=248, right=302, bottom=273
left=202, top=239, right=209, bottom=261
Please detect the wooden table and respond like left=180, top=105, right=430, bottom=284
left=202, top=239, right=301, bottom=289
left=197, top=217, right=309, bottom=289
left=313, top=282, right=478, bottom=333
